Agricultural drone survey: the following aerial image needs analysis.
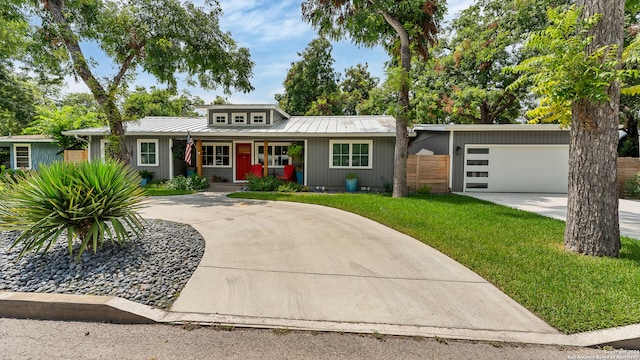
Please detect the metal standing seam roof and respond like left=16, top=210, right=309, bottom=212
left=62, top=115, right=399, bottom=138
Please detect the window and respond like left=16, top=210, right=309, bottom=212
left=232, top=112, right=246, bottom=124
left=329, top=140, right=373, bottom=169
left=212, top=113, right=227, bottom=124
left=467, top=159, right=489, bottom=166
left=202, top=143, right=231, bottom=167
left=13, top=144, right=30, bottom=169
left=256, top=143, right=290, bottom=167
left=137, top=139, right=158, bottom=166
left=467, top=148, right=489, bottom=154
left=251, top=112, right=266, bottom=124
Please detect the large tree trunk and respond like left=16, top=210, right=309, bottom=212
left=565, top=0, right=624, bottom=257
left=383, top=12, right=410, bottom=198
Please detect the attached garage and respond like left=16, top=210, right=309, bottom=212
left=410, top=124, right=571, bottom=193
left=463, top=144, right=569, bottom=193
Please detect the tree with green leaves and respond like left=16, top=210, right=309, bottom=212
left=275, top=37, right=340, bottom=115
left=340, top=63, right=379, bottom=115
left=123, top=87, right=204, bottom=119
left=29, top=0, right=254, bottom=163
left=302, top=0, right=445, bottom=197
left=414, top=0, right=567, bottom=124
left=508, top=4, right=626, bottom=257
left=22, top=94, right=105, bottom=150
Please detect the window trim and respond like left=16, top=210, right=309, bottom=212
left=329, top=140, right=373, bottom=169
left=212, top=113, right=228, bottom=125
left=13, top=144, right=31, bottom=170
left=232, top=112, right=247, bottom=124
left=100, top=139, right=109, bottom=160
left=137, top=139, right=159, bottom=167
left=251, top=112, right=267, bottom=125
left=202, top=142, right=232, bottom=168
left=254, top=142, right=292, bottom=168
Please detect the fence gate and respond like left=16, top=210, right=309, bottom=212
left=407, top=155, right=450, bottom=193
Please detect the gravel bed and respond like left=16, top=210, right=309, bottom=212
left=0, top=219, right=205, bottom=309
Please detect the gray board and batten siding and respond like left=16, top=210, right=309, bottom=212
left=306, top=137, right=396, bottom=190
left=450, top=130, right=570, bottom=191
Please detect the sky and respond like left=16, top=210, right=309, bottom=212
left=62, top=0, right=473, bottom=105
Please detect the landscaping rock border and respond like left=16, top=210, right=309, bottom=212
left=0, top=219, right=205, bottom=309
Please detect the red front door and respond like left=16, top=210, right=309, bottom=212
left=236, top=143, right=252, bottom=180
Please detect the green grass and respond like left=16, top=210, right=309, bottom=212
left=144, top=188, right=195, bottom=196
left=228, top=192, right=640, bottom=334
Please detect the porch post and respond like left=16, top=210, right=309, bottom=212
left=196, top=139, right=203, bottom=176
left=263, top=139, right=269, bottom=177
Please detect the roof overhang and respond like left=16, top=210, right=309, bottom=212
left=413, top=124, right=569, bottom=132
left=0, top=136, right=57, bottom=143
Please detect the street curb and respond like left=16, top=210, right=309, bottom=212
left=0, top=291, right=164, bottom=324
left=2, top=291, right=639, bottom=349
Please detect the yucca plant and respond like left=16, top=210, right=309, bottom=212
left=0, top=160, right=147, bottom=259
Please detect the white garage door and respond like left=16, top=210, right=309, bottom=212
left=464, top=144, right=569, bottom=193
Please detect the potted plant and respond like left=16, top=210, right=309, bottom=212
left=345, top=173, right=358, bottom=193
left=288, top=143, right=304, bottom=184
left=139, top=170, right=154, bottom=186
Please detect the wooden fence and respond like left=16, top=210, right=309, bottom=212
left=407, top=155, right=450, bottom=193
left=618, top=157, right=640, bottom=196
left=63, top=150, right=88, bottom=163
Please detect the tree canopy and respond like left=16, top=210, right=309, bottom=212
left=275, top=37, right=340, bottom=115
left=123, top=87, right=204, bottom=119
left=26, top=0, right=254, bottom=162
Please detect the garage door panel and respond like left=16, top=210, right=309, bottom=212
left=464, top=145, right=569, bottom=193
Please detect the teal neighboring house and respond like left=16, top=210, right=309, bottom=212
left=0, top=135, right=63, bottom=170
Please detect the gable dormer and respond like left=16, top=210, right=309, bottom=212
left=199, top=104, right=290, bottom=127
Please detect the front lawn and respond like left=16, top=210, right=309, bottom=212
left=144, top=188, right=194, bottom=196
left=228, top=192, right=640, bottom=334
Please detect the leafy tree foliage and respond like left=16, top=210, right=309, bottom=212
left=341, top=63, right=379, bottom=115
left=302, top=0, right=445, bottom=197
left=0, top=69, right=40, bottom=136
left=123, top=87, right=204, bottom=119
left=275, top=37, right=340, bottom=115
left=414, top=0, right=569, bottom=124
left=22, top=94, right=105, bottom=150
left=27, top=0, right=254, bottom=162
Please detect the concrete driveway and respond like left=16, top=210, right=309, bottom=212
left=139, top=193, right=562, bottom=344
left=463, top=193, right=640, bottom=240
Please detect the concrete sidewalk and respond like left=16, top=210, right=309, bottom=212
left=462, top=193, right=640, bottom=240
left=139, top=192, right=566, bottom=344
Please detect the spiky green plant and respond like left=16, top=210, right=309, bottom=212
left=0, top=160, right=147, bottom=258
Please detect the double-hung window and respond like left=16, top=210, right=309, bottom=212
left=202, top=143, right=231, bottom=167
left=137, top=139, right=158, bottom=166
left=13, top=144, right=31, bottom=169
left=329, top=140, right=373, bottom=169
left=256, top=143, right=290, bottom=167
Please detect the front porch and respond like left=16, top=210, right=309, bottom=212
left=171, top=138, right=306, bottom=185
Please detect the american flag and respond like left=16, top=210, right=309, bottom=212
left=185, top=131, right=194, bottom=165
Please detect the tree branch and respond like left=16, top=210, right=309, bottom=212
left=44, top=0, right=108, bottom=104
left=109, top=42, right=145, bottom=96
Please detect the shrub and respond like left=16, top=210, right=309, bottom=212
left=164, top=174, right=209, bottom=191
left=624, top=172, right=640, bottom=199
left=246, top=174, right=283, bottom=191
left=277, top=182, right=304, bottom=193
left=0, top=168, right=28, bottom=184
left=417, top=185, right=432, bottom=195
left=0, top=160, right=147, bottom=259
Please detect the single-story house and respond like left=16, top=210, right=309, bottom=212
left=0, top=135, right=63, bottom=170
left=63, top=104, right=575, bottom=193
left=64, top=104, right=397, bottom=191
left=410, top=124, right=570, bottom=193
